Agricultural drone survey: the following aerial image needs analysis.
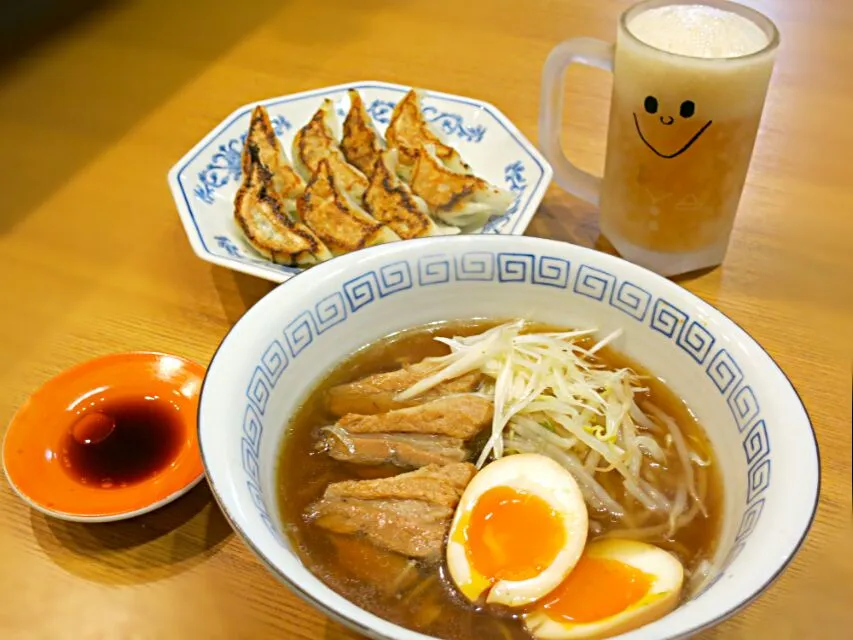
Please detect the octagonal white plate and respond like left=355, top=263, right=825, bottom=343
left=167, top=81, right=553, bottom=284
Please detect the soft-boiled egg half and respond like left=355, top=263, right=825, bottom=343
left=445, top=453, right=589, bottom=607
left=523, top=539, right=685, bottom=639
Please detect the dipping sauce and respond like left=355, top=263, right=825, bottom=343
left=60, top=397, right=184, bottom=488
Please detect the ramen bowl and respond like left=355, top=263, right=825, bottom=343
left=199, top=235, right=819, bottom=640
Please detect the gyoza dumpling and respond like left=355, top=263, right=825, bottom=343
left=292, top=99, right=369, bottom=202
left=385, top=89, right=472, bottom=180
left=298, top=160, right=400, bottom=256
left=341, top=89, right=385, bottom=179
left=364, top=149, right=460, bottom=240
left=241, top=105, right=305, bottom=209
left=234, top=162, right=332, bottom=266
left=409, top=144, right=515, bottom=230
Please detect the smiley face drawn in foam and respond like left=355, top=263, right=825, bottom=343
left=633, top=96, right=713, bottom=159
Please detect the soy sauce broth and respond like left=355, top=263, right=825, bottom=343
left=277, top=320, right=723, bottom=640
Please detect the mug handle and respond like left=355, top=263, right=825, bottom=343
left=539, top=38, right=615, bottom=206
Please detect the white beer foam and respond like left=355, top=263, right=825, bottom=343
left=628, top=4, right=769, bottom=58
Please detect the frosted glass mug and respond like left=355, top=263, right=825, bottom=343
left=538, top=0, right=779, bottom=276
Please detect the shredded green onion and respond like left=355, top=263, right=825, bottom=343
left=394, top=321, right=710, bottom=538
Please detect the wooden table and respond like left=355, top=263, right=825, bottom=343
left=1, top=0, right=850, bottom=637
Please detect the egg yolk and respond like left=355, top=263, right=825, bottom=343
left=540, top=555, right=653, bottom=623
left=466, top=486, right=566, bottom=582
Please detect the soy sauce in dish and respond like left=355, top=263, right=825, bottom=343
left=60, top=397, right=184, bottom=488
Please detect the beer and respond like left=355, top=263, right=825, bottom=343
left=600, top=3, right=776, bottom=273
left=539, top=1, right=779, bottom=276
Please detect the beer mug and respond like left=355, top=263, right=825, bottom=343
left=539, top=0, right=779, bottom=276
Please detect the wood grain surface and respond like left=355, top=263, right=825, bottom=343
left=0, top=0, right=850, bottom=638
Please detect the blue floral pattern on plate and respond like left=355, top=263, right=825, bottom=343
left=364, top=99, right=486, bottom=143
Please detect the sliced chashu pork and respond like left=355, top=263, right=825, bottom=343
left=327, top=534, right=421, bottom=596
left=336, top=394, right=493, bottom=439
left=306, top=462, right=476, bottom=560
left=327, top=360, right=483, bottom=417
left=322, top=430, right=468, bottom=468
left=321, top=394, right=492, bottom=469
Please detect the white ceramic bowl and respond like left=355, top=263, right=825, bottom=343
left=199, top=235, right=819, bottom=640
left=167, top=81, right=552, bottom=284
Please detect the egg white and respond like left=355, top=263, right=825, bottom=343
left=446, top=453, right=589, bottom=607
left=523, top=539, right=685, bottom=639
